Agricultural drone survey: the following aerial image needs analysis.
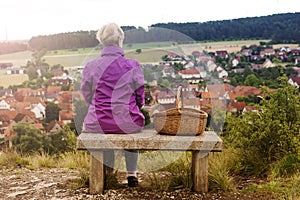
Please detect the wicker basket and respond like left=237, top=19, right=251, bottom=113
left=153, top=86, right=208, bottom=136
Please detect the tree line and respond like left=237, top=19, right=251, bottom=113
left=0, top=13, right=299, bottom=54
left=152, top=12, right=300, bottom=43
left=0, top=42, right=27, bottom=55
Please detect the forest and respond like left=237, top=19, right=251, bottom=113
left=1, top=12, right=299, bottom=54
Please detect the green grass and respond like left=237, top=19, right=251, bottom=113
left=244, top=174, right=300, bottom=199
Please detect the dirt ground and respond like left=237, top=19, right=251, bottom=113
left=0, top=167, right=278, bottom=200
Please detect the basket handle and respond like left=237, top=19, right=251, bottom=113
left=175, top=86, right=184, bottom=110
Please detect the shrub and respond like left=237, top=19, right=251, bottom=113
left=223, top=77, right=300, bottom=177
left=12, top=123, right=77, bottom=155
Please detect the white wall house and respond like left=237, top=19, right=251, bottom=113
left=0, top=100, right=10, bottom=110
left=30, top=103, right=46, bottom=119
left=178, top=68, right=201, bottom=79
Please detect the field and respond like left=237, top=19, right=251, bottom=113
left=0, top=72, right=28, bottom=88
left=0, top=39, right=298, bottom=88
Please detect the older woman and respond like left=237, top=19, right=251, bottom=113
left=80, top=23, right=145, bottom=187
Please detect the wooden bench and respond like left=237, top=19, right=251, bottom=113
left=77, top=129, right=222, bottom=194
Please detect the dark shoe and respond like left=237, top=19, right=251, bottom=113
left=127, top=176, right=138, bottom=187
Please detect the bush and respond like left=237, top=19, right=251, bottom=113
left=12, top=123, right=77, bottom=155
left=223, top=77, right=300, bottom=177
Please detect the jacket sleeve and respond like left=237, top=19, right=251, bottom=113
left=80, top=65, right=92, bottom=107
left=134, top=65, right=145, bottom=108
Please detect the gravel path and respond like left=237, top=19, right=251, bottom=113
left=0, top=168, right=275, bottom=200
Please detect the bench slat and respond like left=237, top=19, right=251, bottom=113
left=77, top=129, right=222, bottom=152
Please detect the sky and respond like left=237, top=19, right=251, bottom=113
left=0, top=0, right=299, bottom=41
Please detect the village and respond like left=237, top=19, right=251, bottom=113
left=0, top=43, right=300, bottom=149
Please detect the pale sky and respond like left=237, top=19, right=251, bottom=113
left=0, top=0, right=299, bottom=41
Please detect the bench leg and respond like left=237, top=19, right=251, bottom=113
left=192, top=151, right=209, bottom=193
left=89, top=150, right=105, bottom=194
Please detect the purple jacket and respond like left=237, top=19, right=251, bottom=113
left=80, top=46, right=145, bottom=133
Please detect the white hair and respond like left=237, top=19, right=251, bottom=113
left=96, top=23, right=124, bottom=47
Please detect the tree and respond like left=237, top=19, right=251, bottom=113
left=49, top=126, right=77, bottom=154
left=27, top=49, right=48, bottom=67
left=160, top=79, right=170, bottom=88
left=45, top=102, right=61, bottom=123
left=12, top=123, right=51, bottom=154
left=26, top=66, right=38, bottom=80
left=136, top=49, right=142, bottom=54
left=244, top=74, right=261, bottom=87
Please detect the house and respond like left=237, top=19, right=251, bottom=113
left=13, top=88, right=46, bottom=102
left=45, top=120, right=63, bottom=135
left=49, top=73, right=75, bottom=85
left=30, top=123, right=45, bottom=132
left=6, top=67, right=24, bottom=75
left=10, top=101, right=31, bottom=111
left=207, top=60, right=217, bottom=72
left=261, top=59, right=275, bottom=68
left=216, top=66, right=228, bottom=79
left=241, top=49, right=253, bottom=56
left=178, top=68, right=200, bottom=79
left=72, top=66, right=85, bottom=74
left=4, top=121, right=17, bottom=146
left=276, top=51, right=288, bottom=60
left=231, top=68, right=245, bottom=73
left=30, top=103, right=46, bottom=120
left=55, top=91, right=73, bottom=111
left=183, top=61, right=194, bottom=69
left=228, top=86, right=263, bottom=101
left=23, top=96, right=44, bottom=105
left=290, top=49, right=300, bottom=56
left=0, top=110, right=18, bottom=124
left=231, top=58, right=240, bottom=67
left=260, top=48, right=275, bottom=57
left=183, top=98, right=200, bottom=110
left=0, top=114, right=10, bottom=130
left=167, top=52, right=182, bottom=61
left=0, top=62, right=13, bottom=69
left=227, top=102, right=246, bottom=114
left=46, top=86, right=62, bottom=102
left=157, top=89, right=176, bottom=104
left=215, top=50, right=228, bottom=58
left=243, top=105, right=256, bottom=113
left=280, top=46, right=291, bottom=53
left=0, top=89, right=13, bottom=97
left=288, top=77, right=300, bottom=88
left=162, top=65, right=175, bottom=78
left=13, top=113, right=35, bottom=124
left=250, top=54, right=261, bottom=61
left=0, top=100, right=10, bottom=110
left=59, top=110, right=73, bottom=125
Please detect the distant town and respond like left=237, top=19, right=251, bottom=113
left=0, top=42, right=300, bottom=149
